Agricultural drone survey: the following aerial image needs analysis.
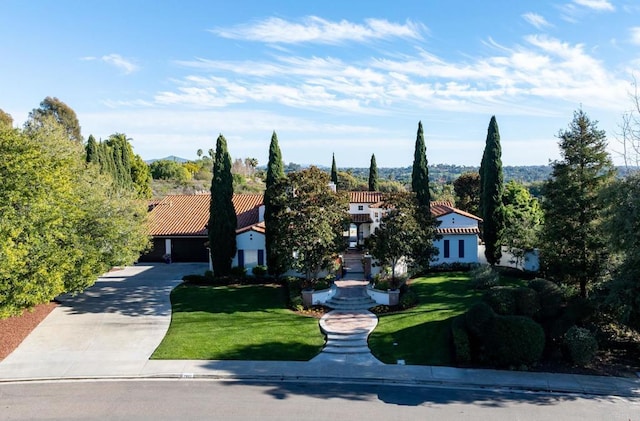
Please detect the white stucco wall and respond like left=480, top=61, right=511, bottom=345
left=432, top=234, right=479, bottom=265
left=232, top=230, right=266, bottom=270
left=437, top=213, right=479, bottom=229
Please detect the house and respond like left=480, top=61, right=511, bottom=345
left=142, top=191, right=482, bottom=269
left=347, top=193, right=482, bottom=265
left=140, top=193, right=265, bottom=269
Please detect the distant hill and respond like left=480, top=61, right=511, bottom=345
left=145, top=155, right=189, bottom=164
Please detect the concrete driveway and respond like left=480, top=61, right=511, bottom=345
left=0, top=263, right=207, bottom=380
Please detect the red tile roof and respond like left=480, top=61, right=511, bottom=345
left=437, top=227, right=481, bottom=235
left=349, top=191, right=384, bottom=204
left=149, top=194, right=264, bottom=236
left=350, top=214, right=373, bottom=223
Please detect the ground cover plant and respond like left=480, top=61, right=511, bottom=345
left=152, top=283, right=324, bottom=360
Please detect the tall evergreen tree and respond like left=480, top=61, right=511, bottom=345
left=480, top=116, right=506, bottom=266
left=411, top=121, right=430, bottom=210
left=368, top=153, right=379, bottom=191
left=541, top=110, right=615, bottom=298
left=208, top=134, right=237, bottom=277
left=264, top=131, right=286, bottom=276
left=330, top=153, right=338, bottom=185
left=85, top=135, right=98, bottom=163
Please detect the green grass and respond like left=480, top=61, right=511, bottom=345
left=151, top=283, right=324, bottom=361
left=369, top=272, right=483, bottom=366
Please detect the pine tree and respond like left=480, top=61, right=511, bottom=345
left=541, top=110, right=615, bottom=297
left=264, top=131, right=286, bottom=276
left=368, top=153, right=379, bottom=191
left=411, top=121, right=430, bottom=210
left=330, top=153, right=338, bottom=185
left=208, top=134, right=237, bottom=277
left=480, top=116, right=506, bottom=266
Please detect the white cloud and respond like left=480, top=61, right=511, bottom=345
left=572, top=0, right=615, bottom=11
left=630, top=27, right=640, bottom=45
left=210, top=16, right=425, bottom=44
left=101, top=54, right=139, bottom=74
left=522, top=12, right=552, bottom=29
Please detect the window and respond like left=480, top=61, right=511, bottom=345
left=443, top=240, right=450, bottom=258
left=458, top=239, right=465, bottom=258
left=358, top=205, right=364, bottom=211
left=237, top=250, right=245, bottom=268
left=258, top=250, right=264, bottom=266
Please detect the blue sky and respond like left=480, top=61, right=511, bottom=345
left=2, top=0, right=639, bottom=167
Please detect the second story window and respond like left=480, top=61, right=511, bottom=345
left=358, top=205, right=364, bottom=211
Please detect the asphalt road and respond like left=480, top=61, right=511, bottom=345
left=1, top=379, right=637, bottom=421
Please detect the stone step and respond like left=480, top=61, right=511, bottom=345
left=326, top=333, right=369, bottom=342
left=322, top=345, right=372, bottom=354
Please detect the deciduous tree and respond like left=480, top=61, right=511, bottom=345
left=502, top=180, right=543, bottom=267
left=454, top=172, right=480, bottom=216
left=27, top=97, right=83, bottom=142
left=270, top=167, right=349, bottom=285
left=208, top=134, right=237, bottom=277
left=541, top=110, right=615, bottom=298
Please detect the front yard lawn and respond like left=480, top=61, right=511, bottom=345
left=151, top=283, right=324, bottom=361
left=369, top=272, right=485, bottom=365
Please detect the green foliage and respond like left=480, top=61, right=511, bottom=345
left=0, top=109, right=12, bottom=128
left=270, top=166, right=349, bottom=284
left=208, top=134, right=237, bottom=277
left=368, top=154, right=379, bottom=191
left=528, top=278, right=563, bottom=319
left=336, top=170, right=367, bottom=191
left=486, top=315, right=545, bottom=367
left=252, top=265, right=268, bottom=278
left=600, top=173, right=640, bottom=330
left=150, top=159, right=191, bottom=182
left=480, top=116, right=506, bottom=266
left=563, top=326, right=598, bottom=366
left=502, top=180, right=543, bottom=264
left=26, top=96, right=83, bottom=142
left=230, top=266, right=247, bottom=278
left=454, top=172, right=480, bottom=216
left=513, top=287, right=541, bottom=318
left=469, top=264, right=500, bottom=290
left=264, top=131, right=287, bottom=277
left=411, top=121, right=430, bottom=209
left=541, top=109, right=615, bottom=297
left=366, top=192, right=437, bottom=280
left=465, top=302, right=496, bottom=338
left=451, top=315, right=472, bottom=365
left=0, top=119, right=149, bottom=317
left=483, top=287, right=517, bottom=315
left=330, top=153, right=338, bottom=185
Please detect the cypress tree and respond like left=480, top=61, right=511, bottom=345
left=330, top=153, right=338, bottom=185
left=85, top=135, right=98, bottom=163
left=411, top=121, right=430, bottom=210
left=208, top=134, right=237, bottom=276
left=480, top=116, right=506, bottom=266
left=368, top=153, right=379, bottom=191
left=264, top=131, right=286, bottom=276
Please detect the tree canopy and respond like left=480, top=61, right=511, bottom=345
left=541, top=110, right=615, bottom=298
left=330, top=153, right=338, bottom=185
left=208, top=134, right=237, bottom=277
left=0, top=109, right=13, bottom=128
left=454, top=172, right=480, bottom=216
left=0, top=118, right=149, bottom=318
left=411, top=121, right=430, bottom=210
left=368, top=154, right=379, bottom=191
left=502, top=180, right=543, bottom=266
left=269, top=166, right=349, bottom=284
left=27, top=97, right=83, bottom=143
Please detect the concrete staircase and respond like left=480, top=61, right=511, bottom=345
left=324, top=281, right=376, bottom=311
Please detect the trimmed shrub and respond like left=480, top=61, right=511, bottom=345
left=251, top=265, right=268, bottom=278
left=528, top=278, right=563, bottom=319
left=514, top=287, right=540, bottom=318
left=451, top=315, right=471, bottom=365
left=486, top=315, right=545, bottom=367
left=465, top=302, right=496, bottom=338
left=399, top=290, right=419, bottom=310
left=230, top=266, right=247, bottom=279
left=483, top=287, right=517, bottom=315
left=469, top=264, right=500, bottom=290
left=564, top=326, right=598, bottom=366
